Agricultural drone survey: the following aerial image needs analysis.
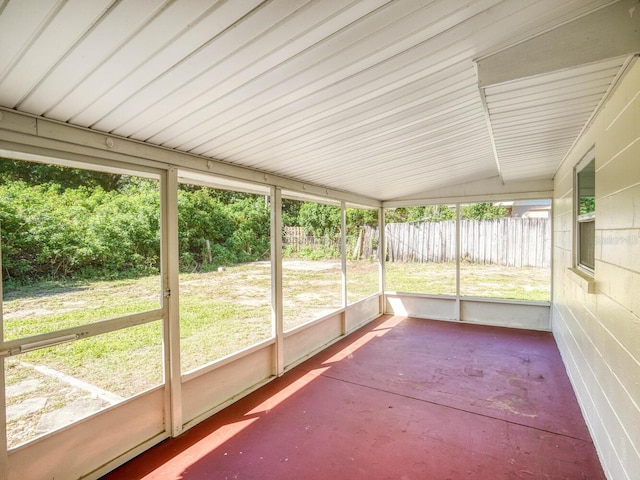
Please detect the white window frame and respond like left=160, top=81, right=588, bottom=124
left=575, top=149, right=595, bottom=275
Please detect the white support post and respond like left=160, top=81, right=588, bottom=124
left=163, top=167, right=182, bottom=437
left=379, top=207, right=386, bottom=314
left=0, top=358, right=6, bottom=480
left=340, top=201, right=347, bottom=334
left=271, top=187, right=284, bottom=376
left=0, top=234, right=7, bottom=479
left=455, top=203, right=461, bottom=322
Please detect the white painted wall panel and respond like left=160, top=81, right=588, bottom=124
left=598, top=230, right=640, bottom=273
left=283, top=314, right=343, bottom=369
left=182, top=346, right=274, bottom=427
left=384, top=294, right=550, bottom=331
left=552, top=59, right=640, bottom=480
left=461, top=299, right=550, bottom=331
left=553, top=310, right=637, bottom=480
left=594, top=295, right=640, bottom=372
left=555, top=301, right=640, bottom=480
left=7, top=388, right=166, bottom=480
left=385, top=294, right=456, bottom=321
left=598, top=141, right=640, bottom=199
left=597, top=185, right=640, bottom=230
left=346, top=295, right=381, bottom=333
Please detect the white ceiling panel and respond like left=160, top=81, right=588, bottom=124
left=0, top=0, right=58, bottom=80
left=0, top=0, right=634, bottom=202
left=105, top=0, right=371, bottom=137
left=0, top=0, right=113, bottom=107
left=17, top=0, right=170, bottom=115
left=484, top=57, right=627, bottom=183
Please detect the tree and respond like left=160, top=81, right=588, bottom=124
left=226, top=196, right=271, bottom=261
left=460, top=203, right=508, bottom=220
left=177, top=189, right=236, bottom=269
left=281, top=198, right=303, bottom=227
left=298, top=202, right=341, bottom=237
left=385, top=205, right=456, bottom=223
left=407, top=205, right=456, bottom=222
left=384, top=207, right=411, bottom=223
left=0, top=157, right=121, bottom=191
left=346, top=208, right=378, bottom=234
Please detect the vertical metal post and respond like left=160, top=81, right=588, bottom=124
left=0, top=360, right=5, bottom=479
left=163, top=167, right=182, bottom=437
left=379, top=206, right=386, bottom=314
left=455, top=203, right=461, bottom=321
left=549, top=199, right=555, bottom=317
left=0, top=230, right=7, bottom=478
left=340, top=201, right=347, bottom=334
left=271, top=187, right=284, bottom=376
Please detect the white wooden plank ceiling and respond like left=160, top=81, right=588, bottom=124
left=483, top=57, right=627, bottom=183
left=0, top=0, right=635, bottom=202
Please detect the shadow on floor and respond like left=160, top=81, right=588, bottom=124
left=103, top=316, right=605, bottom=480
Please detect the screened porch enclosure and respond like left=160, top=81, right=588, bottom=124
left=0, top=153, right=552, bottom=451
left=0, top=150, right=554, bottom=479
left=1, top=1, right=639, bottom=479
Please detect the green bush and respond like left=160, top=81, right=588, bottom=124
left=0, top=180, right=161, bottom=284
left=3, top=157, right=378, bottom=285
left=298, top=202, right=341, bottom=237
left=177, top=189, right=270, bottom=270
left=226, top=196, right=271, bottom=262
left=177, top=188, right=234, bottom=270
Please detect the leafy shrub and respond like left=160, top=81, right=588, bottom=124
left=177, top=188, right=235, bottom=270
left=176, top=189, right=270, bottom=270
left=226, top=196, right=271, bottom=262
left=2, top=158, right=368, bottom=285
left=298, top=202, right=341, bottom=237
left=0, top=180, right=161, bottom=284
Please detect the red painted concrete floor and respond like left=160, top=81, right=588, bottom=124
left=102, top=316, right=605, bottom=479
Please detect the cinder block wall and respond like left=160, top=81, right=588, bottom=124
left=552, top=59, right=640, bottom=480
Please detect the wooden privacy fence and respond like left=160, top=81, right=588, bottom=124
left=283, top=226, right=379, bottom=259
left=284, top=218, right=550, bottom=267
left=283, top=226, right=339, bottom=251
left=386, top=221, right=455, bottom=264
left=386, top=218, right=551, bottom=268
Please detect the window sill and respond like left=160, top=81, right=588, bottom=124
left=568, top=267, right=596, bottom=294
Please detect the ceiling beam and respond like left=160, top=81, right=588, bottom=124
left=383, top=176, right=554, bottom=208
left=476, top=0, right=640, bottom=88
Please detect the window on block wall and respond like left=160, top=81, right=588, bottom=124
left=575, top=149, right=595, bottom=275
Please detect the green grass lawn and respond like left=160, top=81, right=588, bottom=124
left=385, top=261, right=550, bottom=302
left=2, top=259, right=549, bottom=447
left=3, top=259, right=549, bottom=380
left=3, top=260, right=549, bottom=377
